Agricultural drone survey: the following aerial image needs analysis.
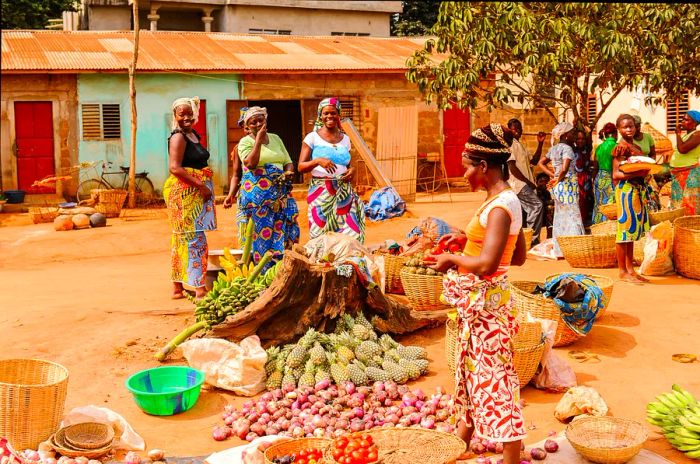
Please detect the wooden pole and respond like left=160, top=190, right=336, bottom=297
left=127, top=0, right=140, bottom=208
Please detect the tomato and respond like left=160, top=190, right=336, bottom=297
left=367, top=450, right=378, bottom=463
left=296, top=459, right=307, bottom=464
left=335, top=437, right=348, bottom=449
left=298, top=450, right=308, bottom=458
left=361, top=434, right=374, bottom=445
left=448, top=242, right=462, bottom=252
left=359, top=439, right=371, bottom=449
left=308, top=460, right=316, bottom=464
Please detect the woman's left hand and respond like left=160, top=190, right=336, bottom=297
left=424, top=253, right=454, bottom=273
left=199, top=184, right=212, bottom=202
left=547, top=179, right=558, bottom=189
left=340, top=167, right=354, bottom=182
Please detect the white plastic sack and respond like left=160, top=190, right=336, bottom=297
left=531, top=319, right=577, bottom=392
left=179, top=335, right=267, bottom=396
left=59, top=405, right=145, bottom=450
left=304, top=232, right=384, bottom=286
left=554, top=385, right=609, bottom=422
left=527, top=238, right=560, bottom=260
left=205, top=435, right=291, bottom=464
left=640, top=220, right=674, bottom=276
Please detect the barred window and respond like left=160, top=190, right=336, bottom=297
left=338, top=97, right=361, bottom=129
left=331, top=32, right=370, bottom=36
left=667, top=92, right=689, bottom=132
left=248, top=28, right=291, bottom=35
left=81, top=103, right=121, bottom=140
left=587, top=94, right=597, bottom=124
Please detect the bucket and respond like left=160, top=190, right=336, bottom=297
left=4, top=190, right=26, bottom=204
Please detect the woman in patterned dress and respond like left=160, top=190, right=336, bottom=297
left=425, top=123, right=527, bottom=464
left=670, top=110, right=700, bottom=215
left=298, top=97, right=365, bottom=243
left=537, top=122, right=585, bottom=257
left=591, top=122, right=618, bottom=224
left=163, top=97, right=217, bottom=299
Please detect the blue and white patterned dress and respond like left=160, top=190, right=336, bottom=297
left=548, top=143, right=585, bottom=257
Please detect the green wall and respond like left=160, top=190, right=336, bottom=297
left=77, top=73, right=240, bottom=193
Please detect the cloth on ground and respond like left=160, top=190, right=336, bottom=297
left=304, top=232, right=383, bottom=288
left=59, top=405, right=145, bottom=450
left=554, top=385, right=609, bottom=422
left=535, top=273, right=605, bottom=336
left=364, top=186, right=406, bottom=221
left=205, top=435, right=291, bottom=464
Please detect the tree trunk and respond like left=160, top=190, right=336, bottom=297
left=208, top=248, right=447, bottom=347
left=128, top=0, right=140, bottom=208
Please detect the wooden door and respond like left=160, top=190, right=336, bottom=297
left=443, top=104, right=470, bottom=178
left=193, top=99, right=207, bottom=148
left=14, top=101, right=55, bottom=193
left=376, top=105, right=418, bottom=202
left=226, top=99, right=249, bottom=179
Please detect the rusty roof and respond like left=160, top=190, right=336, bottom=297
left=0, top=30, right=431, bottom=73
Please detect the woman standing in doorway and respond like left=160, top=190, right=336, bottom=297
left=298, top=97, right=366, bottom=243
left=426, top=123, right=527, bottom=464
left=163, top=96, right=217, bottom=299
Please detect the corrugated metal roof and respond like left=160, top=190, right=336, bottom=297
left=0, top=30, right=432, bottom=73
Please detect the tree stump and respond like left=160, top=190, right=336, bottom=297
left=209, top=248, right=447, bottom=347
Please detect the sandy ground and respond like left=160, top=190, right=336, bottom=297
left=0, top=191, right=698, bottom=463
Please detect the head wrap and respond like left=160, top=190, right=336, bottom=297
left=599, top=122, right=617, bottom=140
left=463, top=123, right=513, bottom=162
left=242, top=106, right=267, bottom=126
left=687, top=110, right=700, bottom=125
left=551, top=121, right=574, bottom=146
left=632, top=115, right=642, bottom=126
left=171, top=96, right=200, bottom=130
left=237, top=106, right=249, bottom=128
left=314, top=97, right=342, bottom=130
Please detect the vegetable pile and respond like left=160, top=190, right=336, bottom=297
left=646, top=384, right=700, bottom=460
left=330, top=434, right=379, bottom=464
left=264, top=313, right=429, bottom=390
left=218, top=382, right=456, bottom=442
left=401, top=253, right=442, bottom=276
left=271, top=447, right=324, bottom=464
left=469, top=436, right=559, bottom=463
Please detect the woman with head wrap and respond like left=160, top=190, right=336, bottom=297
left=298, top=97, right=365, bottom=243
left=236, top=106, right=299, bottom=270
left=669, top=110, right=700, bottom=215
left=163, top=97, right=217, bottom=299
left=612, top=113, right=650, bottom=283
left=537, top=121, right=585, bottom=257
left=574, top=128, right=594, bottom=226
left=425, top=123, right=527, bottom=464
left=591, top=122, right=618, bottom=223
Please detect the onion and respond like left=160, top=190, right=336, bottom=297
left=315, top=379, right=330, bottom=391
left=343, top=381, right=356, bottom=395
left=349, top=419, right=366, bottom=432
left=74, top=458, right=88, bottom=464
left=530, top=448, right=547, bottom=460
left=475, top=458, right=492, bottom=464
left=402, top=392, right=417, bottom=407
left=245, top=432, right=258, bottom=442
left=291, top=426, right=304, bottom=438
left=232, top=418, right=251, bottom=440
left=486, top=441, right=498, bottom=453
left=495, top=442, right=504, bottom=453
left=312, top=415, right=327, bottom=429
left=124, top=452, right=142, bottom=464
left=435, top=409, right=450, bottom=422
left=470, top=442, right=486, bottom=455
left=373, top=381, right=385, bottom=393
left=250, top=422, right=266, bottom=436
left=265, top=425, right=281, bottom=436
left=544, top=440, right=559, bottom=453
left=420, top=416, right=435, bottom=429
left=385, top=413, right=400, bottom=424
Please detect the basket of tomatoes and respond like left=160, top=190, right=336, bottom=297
left=264, top=438, right=331, bottom=464
left=327, top=434, right=379, bottom=464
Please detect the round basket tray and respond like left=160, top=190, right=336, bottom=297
left=399, top=268, right=449, bottom=311
left=325, top=428, right=466, bottom=464
left=28, top=207, right=60, bottom=224
left=510, top=281, right=582, bottom=347
left=51, top=427, right=113, bottom=459
left=557, top=234, right=618, bottom=268
left=673, top=215, right=700, bottom=280
left=446, top=319, right=544, bottom=387
left=374, top=252, right=407, bottom=294
left=63, top=422, right=115, bottom=450
left=650, top=206, right=686, bottom=225
left=522, top=228, right=534, bottom=250
left=94, top=189, right=128, bottom=218
left=599, top=203, right=617, bottom=220
left=565, top=416, right=647, bottom=464
left=263, top=438, right=332, bottom=464
left=545, top=273, right=614, bottom=319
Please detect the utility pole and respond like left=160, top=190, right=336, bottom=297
left=128, top=0, right=140, bottom=208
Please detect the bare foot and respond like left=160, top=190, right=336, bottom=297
left=619, top=272, right=645, bottom=283
left=631, top=272, right=650, bottom=283
left=171, top=291, right=186, bottom=300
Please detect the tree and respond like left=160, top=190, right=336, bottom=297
left=391, top=0, right=441, bottom=36
left=1, top=0, right=81, bottom=29
left=405, top=2, right=700, bottom=130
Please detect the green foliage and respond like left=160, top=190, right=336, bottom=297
left=1, top=0, right=81, bottom=29
left=405, top=2, right=700, bottom=128
left=391, top=0, right=441, bottom=37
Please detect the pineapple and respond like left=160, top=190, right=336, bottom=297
left=365, top=366, right=391, bottom=382
left=276, top=345, right=293, bottom=372
left=265, top=346, right=280, bottom=376
left=352, top=324, right=372, bottom=341
left=329, top=354, right=350, bottom=384
left=315, top=368, right=331, bottom=384
left=382, top=360, right=408, bottom=383
left=379, top=334, right=398, bottom=352
left=309, top=342, right=327, bottom=365
left=355, top=340, right=383, bottom=363
left=354, top=312, right=374, bottom=331
left=337, top=332, right=359, bottom=349
left=286, top=344, right=308, bottom=369
left=266, top=370, right=283, bottom=390
left=298, top=370, right=315, bottom=387
left=384, top=348, right=400, bottom=363
left=397, top=345, right=427, bottom=360
left=281, top=371, right=297, bottom=388
left=347, top=361, right=368, bottom=385
left=398, top=359, right=421, bottom=380
left=336, top=345, right=356, bottom=364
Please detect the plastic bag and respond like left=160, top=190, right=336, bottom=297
left=640, top=220, right=674, bottom=276
left=205, top=435, right=291, bottom=464
left=304, top=232, right=384, bottom=287
left=179, top=335, right=267, bottom=396
left=59, top=405, right=145, bottom=450
left=531, top=319, right=577, bottom=392
left=527, top=238, right=560, bottom=260
left=554, top=386, right=609, bottom=422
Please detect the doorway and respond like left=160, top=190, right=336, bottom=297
left=14, top=101, right=56, bottom=193
left=443, top=104, right=470, bottom=178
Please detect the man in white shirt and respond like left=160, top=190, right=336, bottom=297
left=507, top=118, right=546, bottom=246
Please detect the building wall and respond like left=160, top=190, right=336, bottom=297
left=76, top=73, right=240, bottom=192
left=87, top=5, right=131, bottom=30
left=0, top=74, right=78, bottom=194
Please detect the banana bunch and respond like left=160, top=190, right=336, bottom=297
left=647, top=384, right=700, bottom=459
left=219, top=247, right=257, bottom=281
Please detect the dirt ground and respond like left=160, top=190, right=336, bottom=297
left=0, top=191, right=698, bottom=463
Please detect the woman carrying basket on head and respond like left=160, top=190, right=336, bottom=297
left=163, top=97, right=217, bottom=299
left=424, top=123, right=527, bottom=464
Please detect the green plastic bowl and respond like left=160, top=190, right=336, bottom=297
left=125, top=366, right=205, bottom=415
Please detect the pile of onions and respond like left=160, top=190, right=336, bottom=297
left=217, top=381, right=456, bottom=441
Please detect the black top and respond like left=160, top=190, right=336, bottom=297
left=168, top=129, right=210, bottom=170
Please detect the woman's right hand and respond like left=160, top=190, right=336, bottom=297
left=223, top=194, right=234, bottom=209
left=199, top=184, right=212, bottom=202
left=316, top=157, right=337, bottom=174
left=439, top=232, right=467, bottom=250
left=255, top=122, right=267, bottom=141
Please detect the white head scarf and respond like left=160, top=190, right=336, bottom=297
left=171, top=97, right=200, bottom=130
left=242, top=106, right=268, bottom=126
left=551, top=121, right=574, bottom=146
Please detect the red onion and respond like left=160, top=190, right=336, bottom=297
left=265, top=425, right=281, bottom=436
left=352, top=407, right=365, bottom=418
left=358, top=386, right=371, bottom=396
left=495, top=442, right=504, bottom=453
left=224, top=415, right=234, bottom=426
left=250, top=422, right=266, bottom=436
left=315, top=379, right=330, bottom=391
left=232, top=418, right=251, bottom=439
left=350, top=419, right=366, bottom=432
left=272, top=389, right=283, bottom=400
left=261, top=392, right=273, bottom=402
left=544, top=440, right=559, bottom=452
left=373, top=381, right=385, bottom=392
left=312, top=415, right=327, bottom=429
left=343, top=381, right=356, bottom=395
left=530, top=448, right=546, bottom=460
left=212, top=426, right=231, bottom=441
left=419, top=416, right=435, bottom=429
left=385, top=413, right=400, bottom=424
left=470, top=442, right=487, bottom=455
left=475, top=458, right=492, bottom=464
left=402, top=392, right=418, bottom=407
left=486, top=441, right=498, bottom=453
left=245, top=432, right=258, bottom=441
left=291, top=426, right=304, bottom=438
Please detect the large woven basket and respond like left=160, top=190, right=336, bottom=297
left=557, top=234, right=618, bottom=268
left=0, top=359, right=69, bottom=449
left=590, top=220, right=617, bottom=236
left=673, top=215, right=700, bottom=280
left=29, top=207, right=60, bottom=224
left=545, top=273, right=614, bottom=319
left=510, top=281, right=583, bottom=347
left=399, top=268, right=449, bottom=311
left=566, top=416, right=647, bottom=464
left=94, top=189, right=127, bottom=218
left=264, top=438, right=332, bottom=464
left=445, top=319, right=544, bottom=387
left=523, top=228, right=534, bottom=249
left=599, top=203, right=617, bottom=220
left=650, top=206, right=686, bottom=225
left=374, top=252, right=407, bottom=294
left=325, top=428, right=466, bottom=464
left=63, top=422, right=115, bottom=450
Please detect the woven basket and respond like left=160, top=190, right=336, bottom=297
left=673, top=215, right=700, bottom=280
left=0, top=359, right=69, bottom=449
left=50, top=428, right=113, bottom=459
left=642, top=122, right=674, bottom=161
left=599, top=203, right=617, bottom=220
left=510, top=281, right=583, bottom=347
left=523, top=228, right=534, bottom=249
left=374, top=252, right=407, bottom=294
left=400, top=268, right=449, bottom=311
left=264, top=438, right=332, bottom=464
left=28, top=207, right=60, bottom=224
left=557, top=234, right=618, bottom=268
left=590, top=220, right=617, bottom=236
left=325, top=428, right=466, bottom=464
left=650, top=206, right=686, bottom=225
left=545, top=273, right=614, bottom=319
left=566, top=416, right=647, bottom=464
left=446, top=319, right=544, bottom=387
left=63, top=422, right=115, bottom=450
left=94, top=189, right=127, bottom=218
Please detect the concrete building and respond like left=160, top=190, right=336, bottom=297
left=73, top=0, right=402, bottom=35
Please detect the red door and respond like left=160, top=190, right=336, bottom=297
left=193, top=99, right=207, bottom=148
left=443, top=104, right=470, bottom=178
left=14, top=101, right=55, bottom=193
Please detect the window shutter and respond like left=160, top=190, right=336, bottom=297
left=587, top=94, right=597, bottom=124
left=101, top=104, right=121, bottom=139
left=667, top=92, right=689, bottom=132
left=81, top=104, right=102, bottom=140
left=339, top=97, right=361, bottom=129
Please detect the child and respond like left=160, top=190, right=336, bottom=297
left=536, top=172, right=554, bottom=235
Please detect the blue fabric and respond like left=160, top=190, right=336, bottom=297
left=542, top=273, right=606, bottom=336
left=688, top=110, right=700, bottom=124
left=406, top=217, right=456, bottom=239
left=311, top=144, right=351, bottom=166
left=364, top=187, right=406, bottom=221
